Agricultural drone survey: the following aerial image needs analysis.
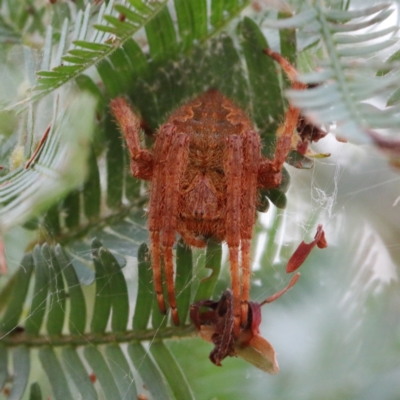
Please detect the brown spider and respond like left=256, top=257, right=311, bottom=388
left=111, top=49, right=308, bottom=334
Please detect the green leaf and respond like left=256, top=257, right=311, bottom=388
left=114, top=5, right=145, bottom=24
left=29, top=382, right=43, bottom=400
left=387, top=88, right=400, bottom=107
left=84, top=347, right=121, bottom=400
left=43, top=204, right=61, bottom=237
left=145, top=5, right=178, bottom=60
left=240, top=17, right=284, bottom=156
left=62, top=190, right=80, bottom=229
left=55, top=245, right=87, bottom=335
left=150, top=341, right=195, bottom=400
left=0, top=254, right=33, bottom=333
left=61, top=55, right=89, bottom=64
left=9, top=346, right=30, bottom=400
left=194, top=238, right=222, bottom=301
left=104, top=345, right=137, bottom=399
left=102, top=15, right=137, bottom=33
left=133, top=243, right=153, bottom=330
left=90, top=239, right=112, bottom=334
left=190, top=0, right=207, bottom=39
left=97, top=59, right=124, bottom=97
left=120, top=38, right=148, bottom=76
left=25, top=246, right=50, bottom=335
left=106, top=123, right=124, bottom=209
left=24, top=1, right=169, bottom=104
left=174, top=0, right=195, bottom=50
left=62, top=347, right=97, bottom=400
left=279, top=11, right=297, bottom=66
left=73, top=41, right=111, bottom=52
left=127, top=0, right=155, bottom=15
left=68, top=49, right=101, bottom=59
left=0, top=344, right=7, bottom=391
left=39, top=347, right=74, bottom=400
left=99, top=246, right=129, bottom=332
left=262, top=189, right=287, bottom=209
left=128, top=343, right=172, bottom=400
left=43, top=245, right=66, bottom=336
left=83, top=148, right=101, bottom=220
left=175, top=239, right=193, bottom=324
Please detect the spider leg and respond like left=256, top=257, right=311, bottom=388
left=240, top=131, right=261, bottom=326
left=224, top=134, right=243, bottom=336
left=148, top=124, right=175, bottom=316
left=160, top=132, right=190, bottom=325
left=110, top=97, right=154, bottom=180
left=258, top=50, right=308, bottom=188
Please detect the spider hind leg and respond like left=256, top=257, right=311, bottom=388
left=240, top=131, right=261, bottom=326
left=224, top=134, right=243, bottom=336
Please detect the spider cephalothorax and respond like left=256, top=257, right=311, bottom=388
left=111, top=49, right=309, bottom=334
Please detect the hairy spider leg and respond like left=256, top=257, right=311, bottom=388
left=111, top=97, right=180, bottom=319
left=160, top=132, right=190, bottom=326
left=110, top=97, right=153, bottom=180
left=258, top=50, right=308, bottom=186
left=148, top=124, right=175, bottom=317
left=224, top=134, right=243, bottom=336
left=240, top=131, right=261, bottom=327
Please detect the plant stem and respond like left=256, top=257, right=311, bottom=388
left=1, top=325, right=196, bottom=348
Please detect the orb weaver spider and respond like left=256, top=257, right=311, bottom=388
left=111, top=49, right=322, bottom=335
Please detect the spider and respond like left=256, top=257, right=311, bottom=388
left=111, top=49, right=310, bottom=334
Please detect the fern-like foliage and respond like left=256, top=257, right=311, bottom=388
left=0, top=0, right=400, bottom=399
left=11, top=0, right=251, bottom=107
left=265, top=3, right=400, bottom=146
left=0, top=94, right=95, bottom=234
left=32, top=0, right=169, bottom=102
left=0, top=242, right=197, bottom=399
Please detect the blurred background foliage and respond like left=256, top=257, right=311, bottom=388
left=0, top=0, right=400, bottom=399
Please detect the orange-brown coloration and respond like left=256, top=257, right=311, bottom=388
left=111, top=50, right=307, bottom=334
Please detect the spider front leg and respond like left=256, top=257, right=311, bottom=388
left=148, top=124, right=175, bottom=318
left=258, top=50, right=308, bottom=186
left=110, top=97, right=154, bottom=180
